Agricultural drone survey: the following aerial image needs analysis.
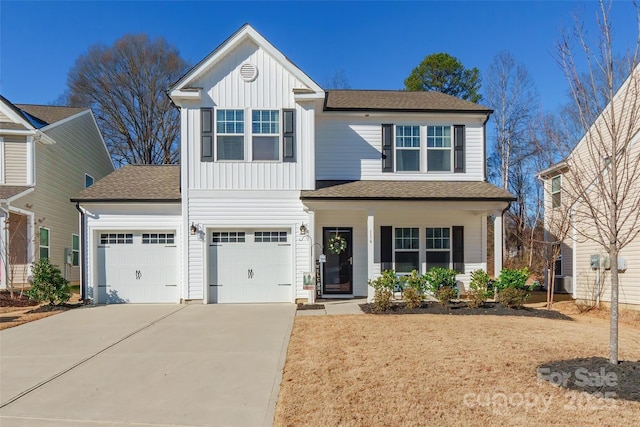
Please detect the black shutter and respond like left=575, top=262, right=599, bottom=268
left=283, top=109, right=295, bottom=162
left=201, top=108, right=214, bottom=162
left=454, top=125, right=465, bottom=173
left=381, top=226, right=393, bottom=271
left=452, top=226, right=464, bottom=273
left=381, top=124, right=393, bottom=172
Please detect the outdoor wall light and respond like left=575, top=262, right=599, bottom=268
left=190, top=222, right=197, bottom=235
left=299, top=224, right=308, bottom=235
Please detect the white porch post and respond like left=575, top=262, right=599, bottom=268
left=0, top=213, right=6, bottom=289
left=308, top=210, right=316, bottom=304
left=493, top=211, right=503, bottom=277
left=367, top=210, right=374, bottom=302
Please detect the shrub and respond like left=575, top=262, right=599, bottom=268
left=494, top=267, right=531, bottom=291
left=435, top=287, right=458, bottom=307
left=27, top=259, right=71, bottom=305
left=425, top=267, right=457, bottom=294
left=497, top=287, right=529, bottom=308
left=373, top=288, right=393, bottom=312
left=467, top=269, right=492, bottom=308
left=403, top=286, right=423, bottom=309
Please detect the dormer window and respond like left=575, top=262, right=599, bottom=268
left=216, top=109, right=244, bottom=160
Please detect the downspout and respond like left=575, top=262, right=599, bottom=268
left=75, top=202, right=86, bottom=301
left=0, top=203, right=9, bottom=291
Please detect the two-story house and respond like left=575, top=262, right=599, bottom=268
left=0, top=95, right=114, bottom=290
left=72, top=25, right=514, bottom=304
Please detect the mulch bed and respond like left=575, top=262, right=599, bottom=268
left=360, top=301, right=573, bottom=320
left=297, top=303, right=325, bottom=311
left=0, top=291, right=38, bottom=307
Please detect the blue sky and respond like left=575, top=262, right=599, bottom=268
left=0, top=1, right=638, bottom=113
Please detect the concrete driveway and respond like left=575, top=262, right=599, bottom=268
left=0, top=303, right=295, bottom=427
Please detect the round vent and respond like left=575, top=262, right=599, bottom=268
left=239, top=63, right=258, bottom=82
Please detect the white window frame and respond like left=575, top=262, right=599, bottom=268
left=251, top=109, right=281, bottom=161
left=72, top=234, right=80, bottom=267
left=551, top=175, right=561, bottom=208
left=394, top=125, right=421, bottom=172
left=216, top=109, right=245, bottom=161
left=553, top=243, right=562, bottom=276
left=426, top=125, right=453, bottom=172
left=84, top=173, right=94, bottom=188
left=39, top=227, right=50, bottom=260
left=394, top=227, right=420, bottom=274
left=425, top=227, right=451, bottom=270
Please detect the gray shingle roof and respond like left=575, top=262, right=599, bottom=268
left=71, top=165, right=180, bottom=202
left=0, top=186, right=33, bottom=201
left=301, top=180, right=515, bottom=201
left=324, top=90, right=492, bottom=113
left=16, top=104, right=87, bottom=126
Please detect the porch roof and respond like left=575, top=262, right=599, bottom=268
left=71, top=165, right=181, bottom=203
left=0, top=186, right=33, bottom=202
left=301, top=180, right=516, bottom=202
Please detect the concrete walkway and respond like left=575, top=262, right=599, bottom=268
left=0, top=303, right=295, bottom=427
left=296, top=299, right=365, bottom=316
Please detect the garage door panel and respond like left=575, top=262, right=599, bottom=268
left=96, top=231, right=178, bottom=304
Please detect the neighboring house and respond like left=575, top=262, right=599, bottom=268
left=539, top=66, right=640, bottom=309
left=0, top=95, right=114, bottom=289
left=72, top=25, right=514, bottom=304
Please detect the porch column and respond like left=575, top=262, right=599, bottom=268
left=307, top=210, right=316, bottom=304
left=367, top=210, right=374, bottom=302
left=494, top=211, right=503, bottom=277
left=0, top=213, right=6, bottom=289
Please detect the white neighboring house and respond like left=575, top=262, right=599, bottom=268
left=0, top=95, right=114, bottom=291
left=72, top=25, right=514, bottom=304
left=539, top=65, right=640, bottom=309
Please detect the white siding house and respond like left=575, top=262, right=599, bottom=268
left=74, top=24, right=513, bottom=304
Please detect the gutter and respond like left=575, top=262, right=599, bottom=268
left=75, top=202, right=87, bottom=301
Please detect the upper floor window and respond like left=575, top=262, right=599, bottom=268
left=252, top=110, right=279, bottom=161
left=216, top=109, right=244, bottom=160
left=551, top=175, right=561, bottom=208
left=395, top=126, right=420, bottom=172
left=427, top=126, right=452, bottom=172
left=85, top=173, right=94, bottom=188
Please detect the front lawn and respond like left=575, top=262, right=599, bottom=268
left=275, top=311, right=640, bottom=426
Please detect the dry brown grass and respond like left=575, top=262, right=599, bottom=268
left=275, top=313, right=640, bottom=427
left=0, top=307, right=69, bottom=330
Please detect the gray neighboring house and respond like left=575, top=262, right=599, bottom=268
left=0, top=95, right=114, bottom=289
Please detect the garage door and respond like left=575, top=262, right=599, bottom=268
left=96, top=231, right=178, bottom=303
left=208, top=230, right=292, bottom=303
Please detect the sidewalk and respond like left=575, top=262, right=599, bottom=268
left=296, top=298, right=365, bottom=316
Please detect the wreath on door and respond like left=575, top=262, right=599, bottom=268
left=327, top=234, right=347, bottom=255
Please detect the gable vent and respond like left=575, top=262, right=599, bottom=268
left=239, top=63, right=258, bottom=82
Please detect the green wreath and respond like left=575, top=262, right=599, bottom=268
left=327, top=234, right=347, bottom=255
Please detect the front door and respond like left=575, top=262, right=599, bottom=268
left=322, top=227, right=353, bottom=294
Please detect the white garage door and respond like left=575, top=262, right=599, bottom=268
left=208, top=230, right=293, bottom=303
left=96, top=231, right=178, bottom=303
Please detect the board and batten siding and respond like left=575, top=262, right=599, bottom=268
left=17, top=112, right=114, bottom=283
left=315, top=114, right=486, bottom=181
left=82, top=204, right=182, bottom=301
left=187, top=190, right=309, bottom=301
left=184, top=38, right=316, bottom=191
left=3, top=137, right=27, bottom=185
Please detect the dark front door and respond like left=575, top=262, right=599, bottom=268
left=322, top=227, right=353, bottom=294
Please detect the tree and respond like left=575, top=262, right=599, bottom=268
left=325, top=69, right=351, bottom=89
left=555, top=0, right=640, bottom=364
left=66, top=34, right=189, bottom=166
left=404, top=53, right=482, bottom=102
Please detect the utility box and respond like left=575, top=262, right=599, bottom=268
left=602, top=256, right=611, bottom=270
left=64, top=248, right=73, bottom=265
left=590, top=254, right=600, bottom=269
left=618, top=257, right=628, bottom=273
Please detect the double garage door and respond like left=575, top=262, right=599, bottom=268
left=96, top=231, right=178, bottom=303
left=208, top=230, right=293, bottom=303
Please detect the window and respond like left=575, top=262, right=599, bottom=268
left=85, top=173, right=94, bottom=188
left=395, top=126, right=420, bottom=171
left=551, top=176, right=561, bottom=208
left=426, top=227, right=450, bottom=270
left=216, top=109, right=244, bottom=160
left=142, top=233, right=175, bottom=244
left=39, top=227, right=50, bottom=260
left=212, top=232, right=245, bottom=243
left=394, top=228, right=419, bottom=273
left=427, top=126, right=452, bottom=172
left=100, top=233, right=133, bottom=245
left=72, top=234, right=80, bottom=266
left=553, top=243, right=562, bottom=276
left=255, top=231, right=287, bottom=243
left=252, top=110, right=280, bottom=161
